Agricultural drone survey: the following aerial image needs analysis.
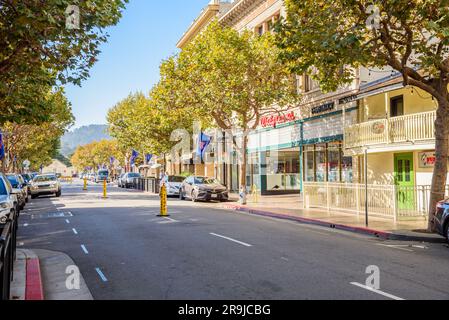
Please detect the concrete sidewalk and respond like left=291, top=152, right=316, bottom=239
left=225, top=194, right=445, bottom=243
left=10, top=249, right=93, bottom=300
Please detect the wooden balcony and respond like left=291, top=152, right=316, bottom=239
left=344, top=111, right=436, bottom=150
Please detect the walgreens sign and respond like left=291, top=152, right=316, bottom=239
left=260, top=111, right=296, bottom=128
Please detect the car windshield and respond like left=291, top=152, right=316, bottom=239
left=194, top=177, right=219, bottom=185
left=98, top=171, right=108, bottom=176
left=168, top=176, right=185, bottom=183
left=6, top=176, right=19, bottom=187
left=128, top=173, right=140, bottom=178
left=0, top=179, right=7, bottom=195
left=34, top=175, right=57, bottom=182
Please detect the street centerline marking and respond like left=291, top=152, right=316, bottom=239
left=350, top=282, right=405, bottom=300
left=66, top=219, right=70, bottom=224
left=210, top=233, right=252, bottom=247
left=81, top=245, right=89, bottom=254
left=95, top=268, right=108, bottom=282
left=72, top=228, right=78, bottom=235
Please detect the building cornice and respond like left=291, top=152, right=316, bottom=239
left=218, top=0, right=266, bottom=27
left=177, top=3, right=220, bottom=49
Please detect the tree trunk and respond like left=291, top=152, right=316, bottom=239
left=238, top=134, right=248, bottom=205
left=429, top=100, right=449, bottom=232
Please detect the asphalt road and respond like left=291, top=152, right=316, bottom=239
left=17, top=181, right=449, bottom=300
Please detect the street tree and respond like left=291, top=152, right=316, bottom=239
left=2, top=89, right=74, bottom=171
left=71, top=140, right=124, bottom=171
left=169, top=21, right=299, bottom=203
left=0, top=0, right=128, bottom=124
left=276, top=0, right=449, bottom=231
left=107, top=87, right=200, bottom=171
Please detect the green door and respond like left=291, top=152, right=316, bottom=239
left=394, top=153, right=415, bottom=210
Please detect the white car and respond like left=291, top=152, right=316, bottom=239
left=0, top=173, right=18, bottom=224
left=122, top=173, right=142, bottom=188
left=160, top=176, right=185, bottom=196
left=30, top=174, right=61, bottom=199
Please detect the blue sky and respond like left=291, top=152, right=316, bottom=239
left=65, top=0, right=207, bottom=129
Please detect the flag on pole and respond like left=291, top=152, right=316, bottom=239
left=197, top=132, right=212, bottom=162
left=110, top=156, right=115, bottom=166
left=0, top=130, right=4, bottom=161
left=130, top=150, right=139, bottom=167
left=145, top=154, right=153, bottom=164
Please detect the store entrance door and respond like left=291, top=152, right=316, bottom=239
left=394, top=153, right=415, bottom=210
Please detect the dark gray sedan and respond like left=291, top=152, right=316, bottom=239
left=179, top=176, right=229, bottom=202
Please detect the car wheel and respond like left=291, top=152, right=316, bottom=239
left=56, top=190, right=61, bottom=197
left=445, top=222, right=449, bottom=244
left=25, top=195, right=29, bottom=203
left=31, top=195, right=37, bottom=199
left=179, top=190, right=185, bottom=201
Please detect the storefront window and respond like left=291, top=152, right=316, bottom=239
left=266, top=150, right=301, bottom=192
left=304, top=147, right=314, bottom=182
left=315, top=144, right=326, bottom=182
left=303, top=142, right=353, bottom=184
left=342, top=157, right=353, bottom=183
left=328, top=143, right=340, bottom=182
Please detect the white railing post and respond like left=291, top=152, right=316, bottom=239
left=393, top=185, right=398, bottom=223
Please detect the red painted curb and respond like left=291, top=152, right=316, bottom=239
left=25, top=258, right=44, bottom=300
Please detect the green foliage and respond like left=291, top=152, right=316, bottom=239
left=0, top=0, right=128, bottom=124
left=107, top=89, right=198, bottom=156
left=277, top=0, right=449, bottom=95
left=173, top=21, right=299, bottom=131
left=71, top=139, right=124, bottom=171
left=2, top=88, right=75, bottom=171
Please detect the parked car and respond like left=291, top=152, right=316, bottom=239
left=21, top=173, right=33, bottom=195
left=160, top=175, right=185, bottom=197
left=6, top=174, right=27, bottom=209
left=30, top=174, right=61, bottom=199
left=122, top=173, right=142, bottom=188
left=436, top=199, right=449, bottom=243
left=117, top=173, right=126, bottom=188
left=179, top=176, right=228, bottom=202
left=95, top=169, right=110, bottom=183
left=0, top=173, right=18, bottom=224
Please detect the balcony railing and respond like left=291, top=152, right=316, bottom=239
left=345, top=111, right=436, bottom=150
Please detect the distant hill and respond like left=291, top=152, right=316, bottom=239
left=61, top=124, right=111, bottom=156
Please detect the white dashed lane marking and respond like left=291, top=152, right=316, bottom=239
left=210, top=233, right=252, bottom=247
left=350, top=282, right=405, bottom=300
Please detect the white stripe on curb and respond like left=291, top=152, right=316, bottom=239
left=72, top=228, right=78, bottom=235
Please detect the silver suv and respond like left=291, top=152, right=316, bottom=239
left=30, top=174, right=62, bottom=199
left=0, top=173, right=17, bottom=224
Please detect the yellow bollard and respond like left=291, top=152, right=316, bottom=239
left=83, top=177, right=87, bottom=191
left=103, top=179, right=107, bottom=199
left=157, top=184, right=169, bottom=217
